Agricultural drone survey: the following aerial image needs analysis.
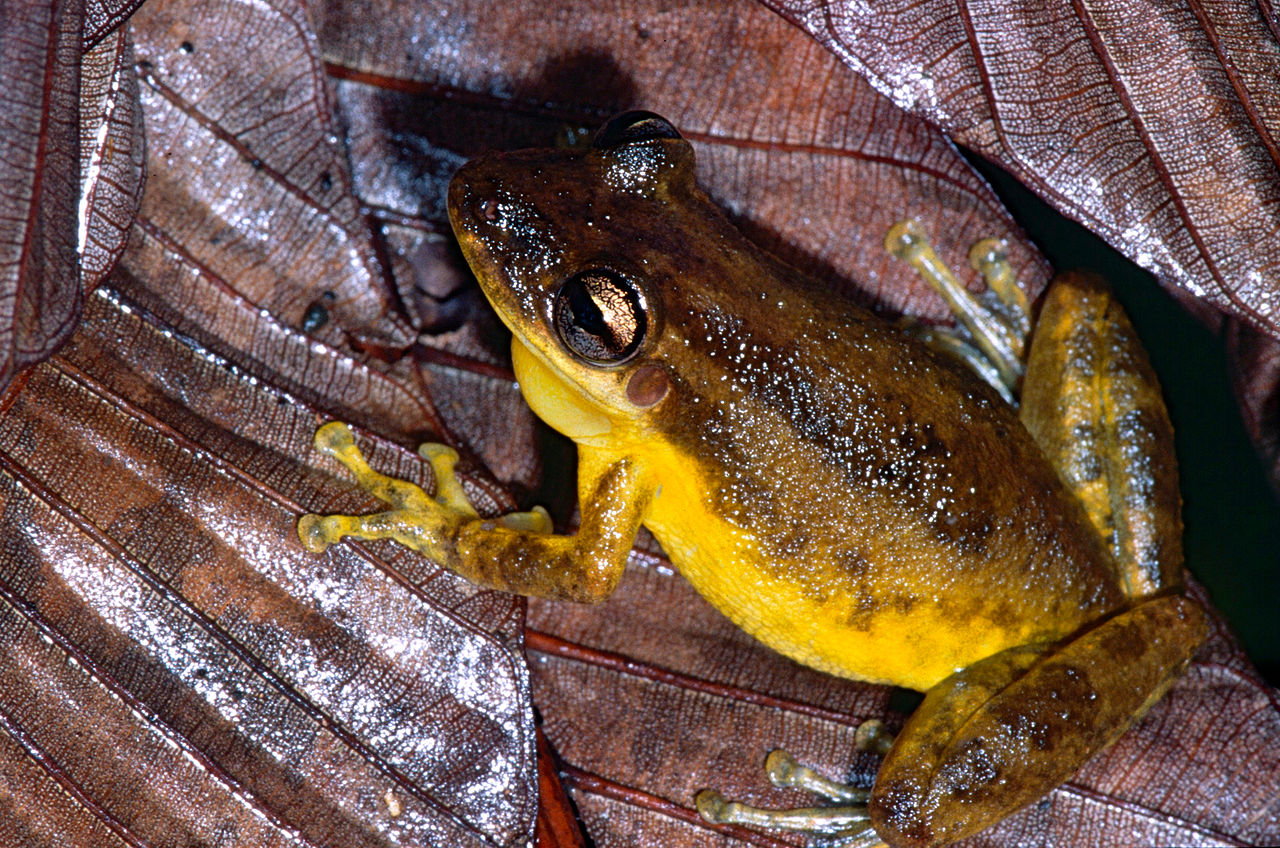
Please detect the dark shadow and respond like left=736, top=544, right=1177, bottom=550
left=965, top=149, right=1280, bottom=684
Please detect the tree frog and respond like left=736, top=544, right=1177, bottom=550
left=298, top=112, right=1206, bottom=847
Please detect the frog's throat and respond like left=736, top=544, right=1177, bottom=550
left=510, top=337, right=613, bottom=442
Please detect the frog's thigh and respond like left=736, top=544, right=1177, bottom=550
left=869, top=594, right=1206, bottom=848
left=1020, top=272, right=1182, bottom=597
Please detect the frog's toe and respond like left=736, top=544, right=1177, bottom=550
left=296, top=512, right=334, bottom=553
left=314, top=420, right=356, bottom=455
left=764, top=749, right=869, bottom=804
left=296, top=510, right=409, bottom=553
left=696, top=785, right=878, bottom=843
left=696, top=747, right=884, bottom=844
left=968, top=237, right=1030, bottom=335
left=299, top=424, right=556, bottom=561
left=309, top=422, right=437, bottom=512
left=853, top=720, right=894, bottom=756
left=417, top=442, right=479, bottom=518
left=886, top=220, right=1029, bottom=399
left=416, top=442, right=550, bottom=531
left=764, top=749, right=803, bottom=787
left=299, top=425, right=469, bottom=555
left=497, top=504, right=553, bottom=533
left=901, top=321, right=1013, bottom=405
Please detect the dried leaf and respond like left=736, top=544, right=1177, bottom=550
left=4, top=0, right=1277, bottom=846
left=534, top=728, right=589, bottom=848
left=127, top=0, right=410, bottom=350
left=0, top=0, right=146, bottom=398
left=80, top=27, right=145, bottom=288
left=766, top=0, right=1280, bottom=339
left=0, top=0, right=85, bottom=391
left=85, top=0, right=146, bottom=49
left=315, top=0, right=1052, bottom=323
left=530, top=563, right=1280, bottom=847
left=122, top=0, right=550, bottom=489
left=0, top=285, right=536, bottom=847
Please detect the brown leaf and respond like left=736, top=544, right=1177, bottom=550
left=0, top=0, right=146, bottom=399
left=127, top=0, right=411, bottom=351
left=0, top=285, right=536, bottom=847
left=530, top=563, right=1280, bottom=847
left=0, top=0, right=85, bottom=392
left=765, top=0, right=1280, bottom=339
left=122, top=0, right=545, bottom=486
left=0, top=0, right=145, bottom=399
left=5, top=0, right=1277, bottom=846
left=315, top=0, right=1052, bottom=323
left=84, top=0, right=147, bottom=50
left=80, top=26, right=145, bottom=289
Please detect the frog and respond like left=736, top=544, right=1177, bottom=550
left=297, top=112, right=1207, bottom=848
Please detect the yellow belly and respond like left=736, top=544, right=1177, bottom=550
left=634, top=443, right=1043, bottom=692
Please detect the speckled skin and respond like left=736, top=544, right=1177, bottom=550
left=447, top=137, right=1126, bottom=691
left=301, top=117, right=1206, bottom=848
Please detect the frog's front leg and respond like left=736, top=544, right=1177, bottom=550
left=298, top=422, right=651, bottom=602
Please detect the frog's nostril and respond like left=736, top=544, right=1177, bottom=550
left=481, top=199, right=499, bottom=222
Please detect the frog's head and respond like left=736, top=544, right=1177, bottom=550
left=447, top=112, right=703, bottom=447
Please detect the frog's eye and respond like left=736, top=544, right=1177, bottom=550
left=592, top=111, right=682, bottom=149
left=554, top=270, right=647, bottom=364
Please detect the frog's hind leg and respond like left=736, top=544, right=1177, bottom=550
left=885, top=221, right=1031, bottom=404
left=1019, top=272, right=1183, bottom=597
left=706, top=591, right=1203, bottom=848
left=867, top=593, right=1204, bottom=848
left=700, top=595, right=1205, bottom=847
left=696, top=724, right=894, bottom=845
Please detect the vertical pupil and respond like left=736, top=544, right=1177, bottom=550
left=556, top=271, right=645, bottom=362
left=568, top=279, right=609, bottom=337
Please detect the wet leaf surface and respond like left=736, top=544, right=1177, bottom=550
left=0, top=286, right=535, bottom=847
left=766, top=0, right=1280, bottom=340
left=123, top=0, right=545, bottom=487
left=0, top=0, right=87, bottom=392
left=1, top=0, right=1278, bottom=846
